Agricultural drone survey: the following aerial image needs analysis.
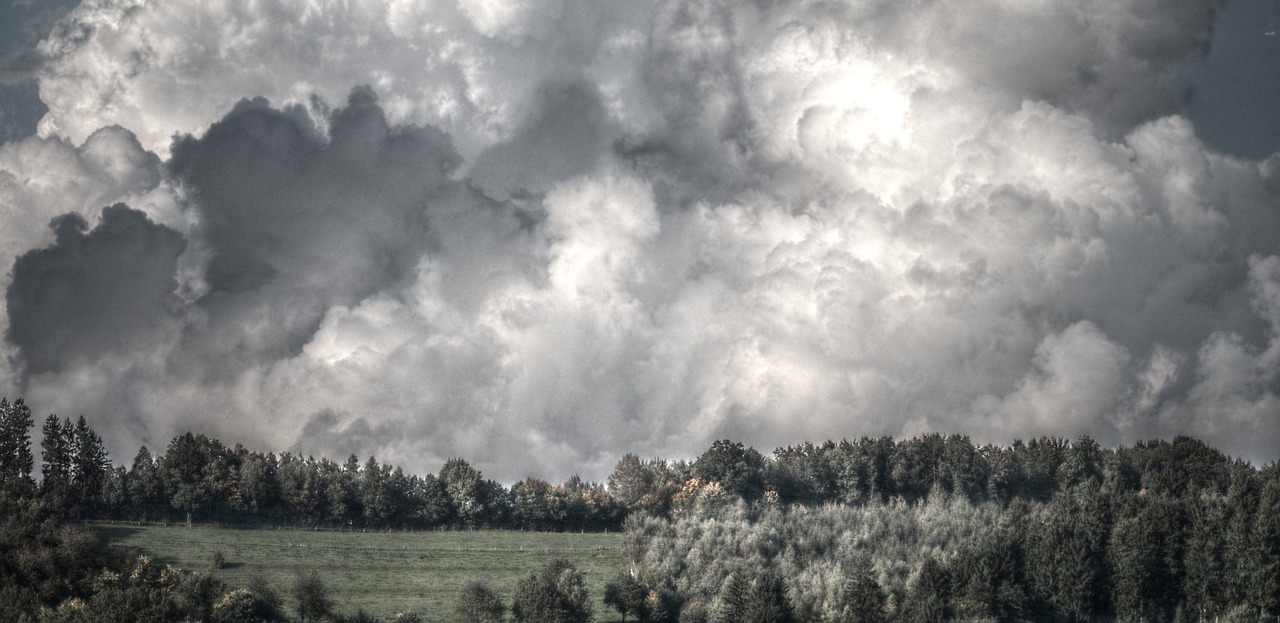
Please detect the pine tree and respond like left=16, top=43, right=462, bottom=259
left=1222, top=464, right=1260, bottom=609
left=40, top=414, right=72, bottom=512
left=830, top=561, right=886, bottom=623
left=0, top=398, right=35, bottom=497
left=70, top=415, right=110, bottom=517
left=901, top=557, right=950, bottom=623
left=1250, top=474, right=1280, bottom=618
left=128, top=446, right=165, bottom=521
left=1182, top=498, right=1228, bottom=620
left=748, top=570, right=796, bottom=623
left=716, top=573, right=751, bottom=623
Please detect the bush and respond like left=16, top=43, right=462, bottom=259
left=456, top=581, right=505, bottom=623
left=511, top=559, right=593, bottom=623
left=292, top=571, right=334, bottom=623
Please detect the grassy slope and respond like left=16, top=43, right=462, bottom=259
left=92, top=524, right=626, bottom=622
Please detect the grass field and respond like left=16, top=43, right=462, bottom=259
left=91, top=524, right=627, bottom=622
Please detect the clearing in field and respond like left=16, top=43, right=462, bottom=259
left=92, top=524, right=627, bottom=622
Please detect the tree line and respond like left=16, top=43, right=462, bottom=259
left=3, top=395, right=1278, bottom=534
left=616, top=439, right=1280, bottom=623
left=0, top=398, right=625, bottom=531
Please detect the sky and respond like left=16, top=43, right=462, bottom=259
left=1, top=0, right=1279, bottom=483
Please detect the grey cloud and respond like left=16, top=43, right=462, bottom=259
left=167, top=87, right=463, bottom=367
left=6, top=204, right=186, bottom=375
left=469, top=80, right=614, bottom=201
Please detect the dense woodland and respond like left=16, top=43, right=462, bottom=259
left=2, top=395, right=1280, bottom=621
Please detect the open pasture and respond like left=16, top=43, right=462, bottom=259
left=93, top=524, right=626, bottom=622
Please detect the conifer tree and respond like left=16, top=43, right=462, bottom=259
left=1222, top=464, right=1260, bottom=608
left=830, top=562, right=886, bottom=623
left=40, top=414, right=72, bottom=511
left=1250, top=474, right=1280, bottom=617
left=127, top=446, right=165, bottom=521
left=901, top=557, right=950, bottom=623
left=70, top=415, right=110, bottom=517
left=0, top=398, right=35, bottom=497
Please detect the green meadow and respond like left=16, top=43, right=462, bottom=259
left=92, top=524, right=627, bottom=622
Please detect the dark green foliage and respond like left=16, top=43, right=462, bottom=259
left=901, top=558, right=949, bottom=623
left=829, top=560, right=886, bottom=623
left=127, top=446, right=165, bottom=521
left=605, top=571, right=649, bottom=621
left=1025, top=485, right=1110, bottom=619
left=162, top=432, right=229, bottom=525
left=455, top=580, right=505, bottom=623
left=1252, top=471, right=1280, bottom=617
left=70, top=415, right=110, bottom=517
left=695, top=439, right=766, bottom=502
left=890, top=434, right=946, bottom=501
left=1182, top=497, right=1228, bottom=619
left=0, top=398, right=35, bottom=498
left=41, top=414, right=73, bottom=510
left=293, top=570, right=335, bottom=623
left=1222, top=463, right=1260, bottom=607
left=947, top=528, right=1029, bottom=620
left=511, top=559, right=593, bottom=623
left=714, top=569, right=795, bottom=623
left=0, top=496, right=242, bottom=623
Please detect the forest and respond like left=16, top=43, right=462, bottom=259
left=1, top=395, right=1279, bottom=621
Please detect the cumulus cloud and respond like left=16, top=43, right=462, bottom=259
left=6, top=204, right=185, bottom=375
left=166, top=86, right=462, bottom=368
left=2, top=0, right=1278, bottom=479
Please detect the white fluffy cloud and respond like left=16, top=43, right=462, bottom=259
left=3, top=0, right=1278, bottom=480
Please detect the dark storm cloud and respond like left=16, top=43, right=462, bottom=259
left=6, top=204, right=186, bottom=375
left=167, top=87, right=463, bottom=367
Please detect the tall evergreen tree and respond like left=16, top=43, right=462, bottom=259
left=830, top=561, right=886, bottom=623
left=127, top=446, right=165, bottom=521
left=70, top=415, right=110, bottom=517
left=1025, top=484, right=1109, bottom=620
left=1222, top=464, right=1260, bottom=608
left=1182, top=498, right=1228, bottom=620
left=1250, top=473, right=1280, bottom=617
left=901, top=557, right=950, bottom=623
left=0, top=398, right=35, bottom=498
left=40, top=414, right=72, bottom=512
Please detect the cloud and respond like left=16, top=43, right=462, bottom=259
left=3, top=0, right=1278, bottom=479
left=6, top=204, right=186, bottom=375
left=166, top=87, right=462, bottom=368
